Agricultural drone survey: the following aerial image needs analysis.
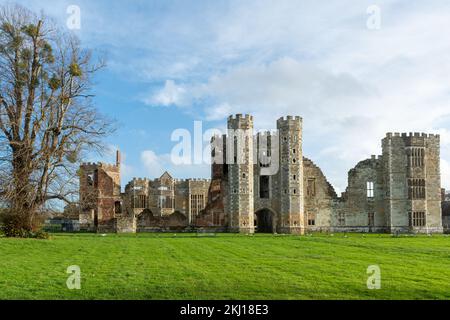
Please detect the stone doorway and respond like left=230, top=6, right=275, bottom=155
left=255, top=209, right=274, bottom=233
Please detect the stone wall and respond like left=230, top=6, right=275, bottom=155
left=382, top=133, right=443, bottom=233
left=79, top=118, right=444, bottom=235
left=79, top=159, right=121, bottom=233
left=332, top=156, right=387, bottom=233
left=115, top=214, right=136, bottom=233
left=303, top=157, right=337, bottom=232
left=227, top=114, right=255, bottom=233
left=276, top=116, right=304, bottom=234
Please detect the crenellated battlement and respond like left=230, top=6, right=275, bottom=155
left=125, top=177, right=211, bottom=184
left=131, top=177, right=149, bottom=183
left=228, top=114, right=253, bottom=121
left=188, top=178, right=211, bottom=183
left=227, top=114, right=254, bottom=130
left=81, top=162, right=97, bottom=167
left=278, top=115, right=302, bottom=122
left=276, top=115, right=302, bottom=129
left=385, top=132, right=440, bottom=139
left=80, top=162, right=119, bottom=172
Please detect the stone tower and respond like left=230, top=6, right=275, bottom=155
left=276, top=116, right=304, bottom=234
left=382, top=133, right=443, bottom=233
left=79, top=151, right=122, bottom=232
left=227, top=114, right=255, bottom=233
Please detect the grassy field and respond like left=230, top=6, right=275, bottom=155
left=0, top=232, right=449, bottom=300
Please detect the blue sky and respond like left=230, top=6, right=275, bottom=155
left=7, top=0, right=450, bottom=193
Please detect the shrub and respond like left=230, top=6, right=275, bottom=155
left=0, top=211, right=49, bottom=239
left=30, top=230, right=50, bottom=240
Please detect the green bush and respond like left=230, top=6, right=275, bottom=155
left=0, top=212, right=49, bottom=239
left=30, top=230, right=50, bottom=240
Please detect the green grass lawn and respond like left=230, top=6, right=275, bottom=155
left=0, top=232, right=449, bottom=300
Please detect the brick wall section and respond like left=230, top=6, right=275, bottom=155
left=79, top=162, right=121, bottom=232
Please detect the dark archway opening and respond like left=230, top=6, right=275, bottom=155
left=255, top=209, right=274, bottom=233
left=93, top=210, right=98, bottom=229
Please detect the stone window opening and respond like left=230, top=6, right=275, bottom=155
left=158, top=196, right=174, bottom=209
left=408, top=179, right=426, bottom=199
left=408, top=147, right=425, bottom=167
left=190, top=194, right=205, bottom=216
left=308, top=213, right=315, bottom=226
left=135, top=195, right=147, bottom=209
left=259, top=176, right=270, bottom=199
left=87, top=173, right=94, bottom=186
left=293, top=189, right=297, bottom=194
left=409, top=211, right=426, bottom=227
left=260, top=161, right=271, bottom=168
left=293, top=174, right=296, bottom=181
left=367, top=181, right=374, bottom=198
left=233, top=136, right=238, bottom=164
left=115, top=201, right=122, bottom=214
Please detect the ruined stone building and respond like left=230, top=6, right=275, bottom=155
left=79, top=114, right=444, bottom=234
left=79, top=151, right=122, bottom=233
left=123, top=173, right=210, bottom=232
left=79, top=152, right=210, bottom=232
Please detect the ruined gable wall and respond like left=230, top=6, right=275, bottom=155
left=302, top=157, right=336, bottom=231
left=336, top=157, right=386, bottom=232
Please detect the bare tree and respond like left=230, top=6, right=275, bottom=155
left=0, top=4, right=113, bottom=235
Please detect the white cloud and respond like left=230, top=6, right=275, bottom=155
left=19, top=0, right=450, bottom=191
left=205, top=103, right=233, bottom=121
left=156, top=41, right=450, bottom=191
left=140, top=150, right=210, bottom=179
left=140, top=150, right=165, bottom=177
left=144, top=80, right=186, bottom=107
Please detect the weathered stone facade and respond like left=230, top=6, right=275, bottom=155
left=124, top=173, right=210, bottom=232
left=79, top=114, right=444, bottom=234
left=79, top=164, right=210, bottom=232
left=79, top=151, right=122, bottom=232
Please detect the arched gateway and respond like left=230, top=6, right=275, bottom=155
left=254, top=208, right=276, bottom=233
